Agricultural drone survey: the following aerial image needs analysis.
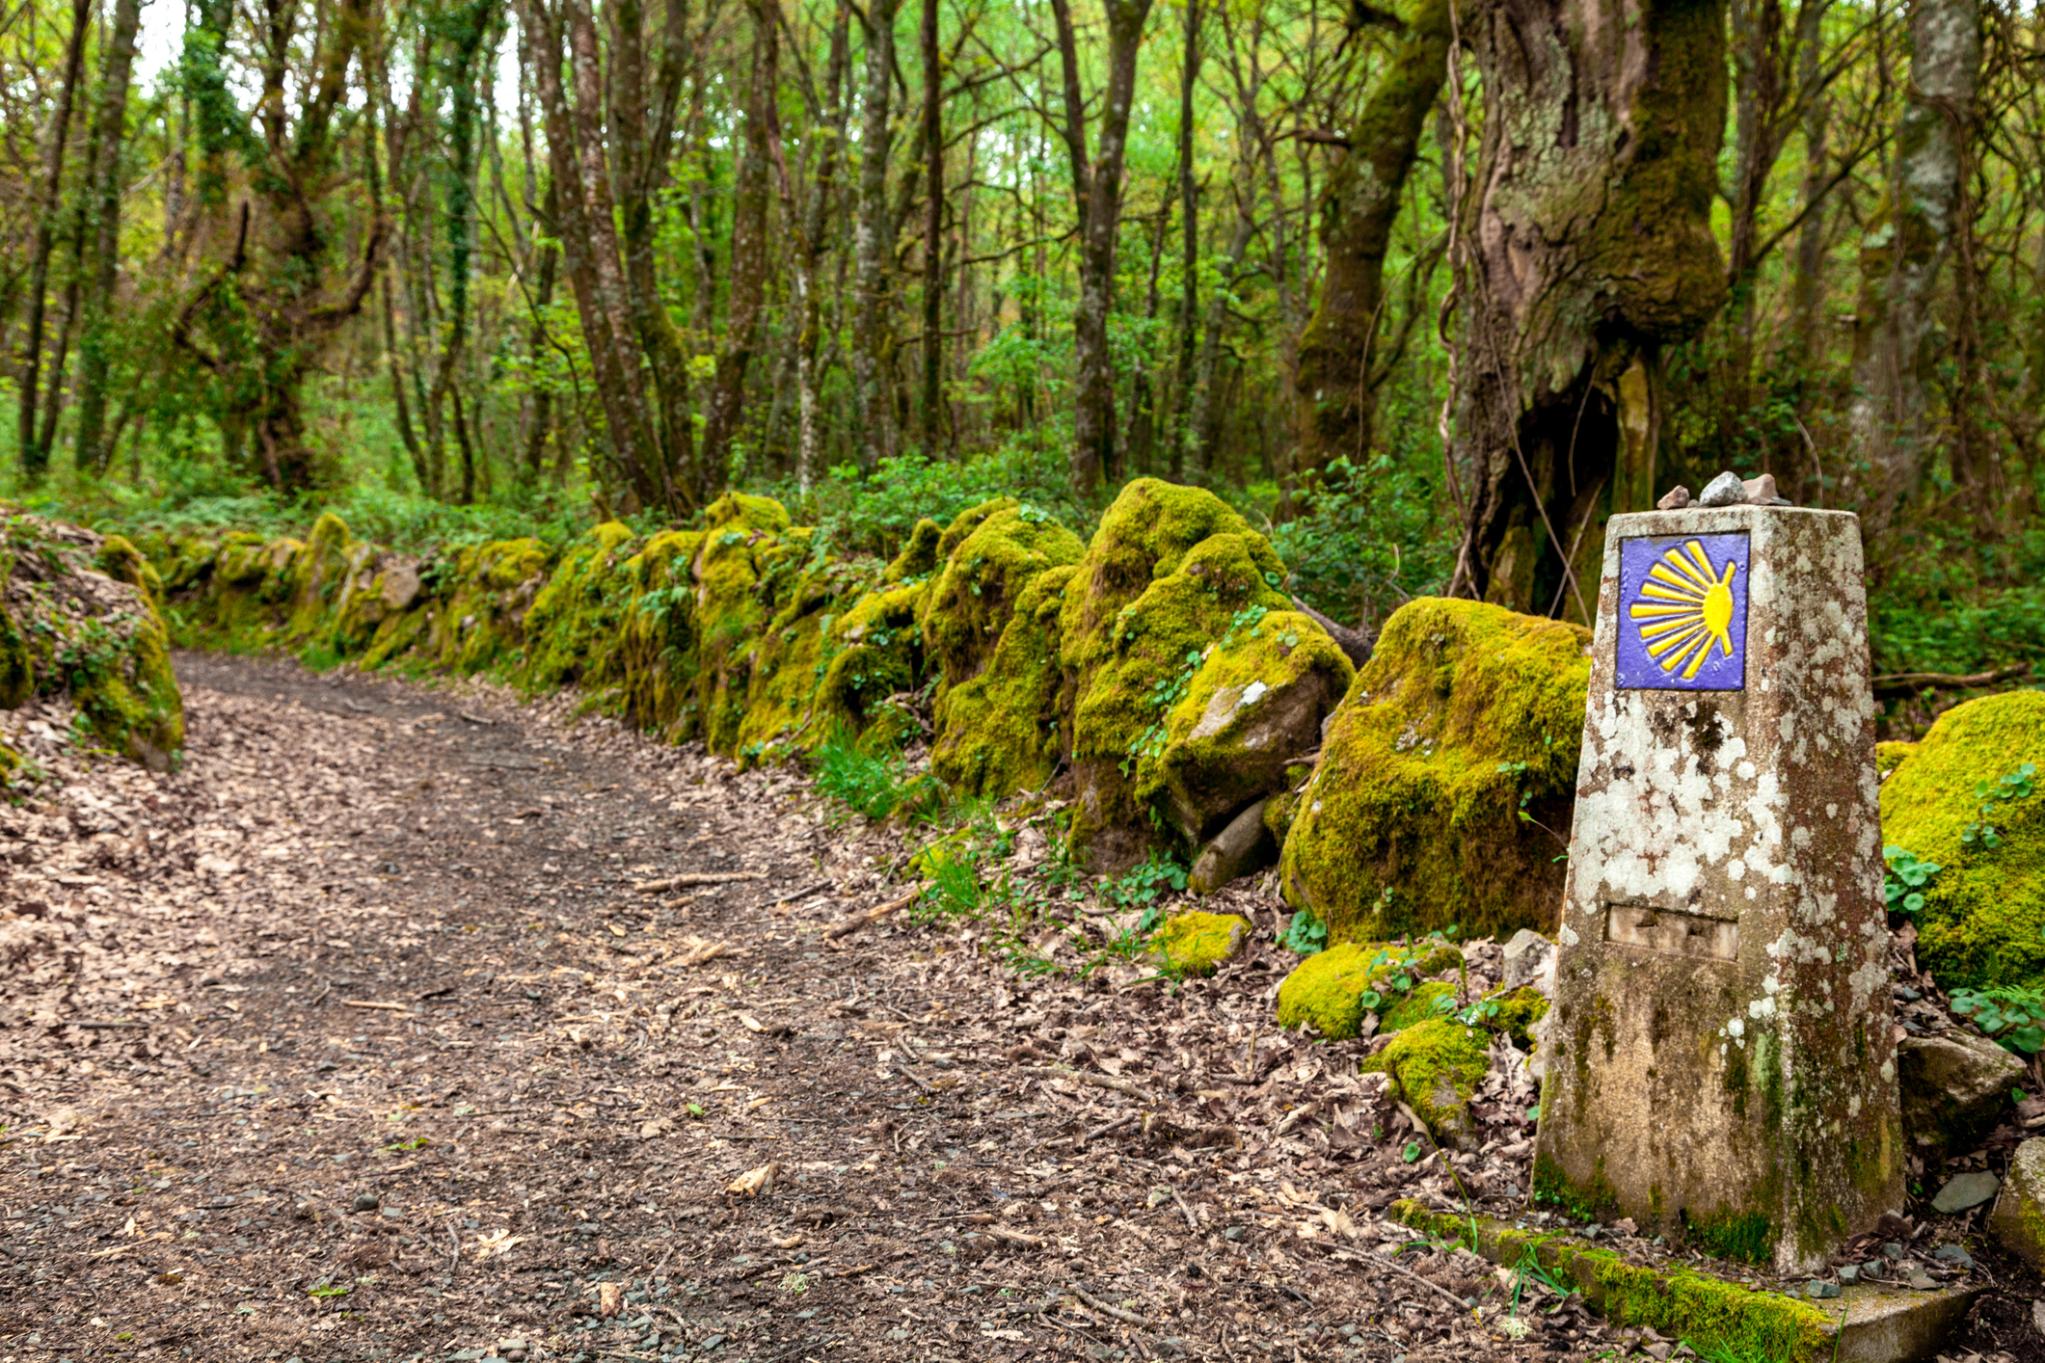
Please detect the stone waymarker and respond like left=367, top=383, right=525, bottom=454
left=1534, top=501, right=1903, bottom=1274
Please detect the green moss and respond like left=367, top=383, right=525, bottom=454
left=613, top=529, right=707, bottom=741
left=1486, top=985, right=1549, bottom=1050
left=518, top=522, right=640, bottom=696
left=1143, top=608, right=1354, bottom=843
left=1280, top=597, right=1590, bottom=944
left=816, top=581, right=926, bottom=746
left=1275, top=940, right=1464, bottom=1039
left=1880, top=689, right=2045, bottom=990
left=1875, top=739, right=1917, bottom=779
left=282, top=512, right=354, bottom=640
left=1153, top=911, right=1253, bottom=976
left=1378, top=980, right=1458, bottom=1032
left=691, top=498, right=798, bottom=755
left=932, top=563, right=1075, bottom=798
left=1683, top=1208, right=1774, bottom=1268
left=1390, top=1203, right=1836, bottom=1362
left=1363, top=1016, right=1492, bottom=1147
left=921, top=500, right=1083, bottom=698
left=388, top=537, right=551, bottom=674
left=1061, top=483, right=1294, bottom=867
left=96, top=534, right=164, bottom=615
left=0, top=592, right=30, bottom=709
left=704, top=490, right=793, bottom=536
left=66, top=599, right=185, bottom=769
left=886, top=518, right=944, bottom=583
left=735, top=561, right=848, bottom=760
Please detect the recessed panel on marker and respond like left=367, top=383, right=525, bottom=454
left=1615, top=532, right=1750, bottom=692
left=1604, top=902, right=1740, bottom=962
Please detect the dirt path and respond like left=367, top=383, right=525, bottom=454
left=0, top=654, right=1981, bottom=1362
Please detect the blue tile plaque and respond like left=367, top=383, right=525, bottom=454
left=1615, top=532, right=1749, bottom=691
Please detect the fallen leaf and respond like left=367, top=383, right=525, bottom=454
left=472, top=1229, right=525, bottom=1260
left=595, top=1282, right=623, bottom=1318
left=727, top=1162, right=779, bottom=1197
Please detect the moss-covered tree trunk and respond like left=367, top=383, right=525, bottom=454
left=1450, top=0, right=1728, bottom=619
left=1293, top=0, right=1451, bottom=479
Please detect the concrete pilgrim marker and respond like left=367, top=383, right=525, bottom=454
left=1533, top=488, right=1904, bottom=1275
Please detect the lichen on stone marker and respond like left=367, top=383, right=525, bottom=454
left=1532, top=503, right=1903, bottom=1274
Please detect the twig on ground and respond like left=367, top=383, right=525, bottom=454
left=824, top=887, right=921, bottom=941
left=769, top=878, right=835, bottom=907
left=1328, top=1246, right=1473, bottom=1311
left=1026, top=1065, right=1156, bottom=1106
left=455, top=710, right=497, bottom=726
left=341, top=999, right=411, bottom=1014
left=633, top=870, right=766, bottom=893
left=1068, top=1283, right=1150, bottom=1328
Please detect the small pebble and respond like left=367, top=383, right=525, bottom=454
left=1805, top=1280, right=1841, bottom=1300
left=1837, top=1264, right=1859, bottom=1283
left=1656, top=485, right=1693, bottom=511
left=1932, top=1243, right=1975, bottom=1269
left=351, top=1192, right=380, bottom=1213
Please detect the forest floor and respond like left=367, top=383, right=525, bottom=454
left=0, top=655, right=2027, bottom=1363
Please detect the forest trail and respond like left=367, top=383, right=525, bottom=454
left=0, top=654, right=1617, bottom=1362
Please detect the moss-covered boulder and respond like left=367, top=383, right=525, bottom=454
left=1, top=507, right=184, bottom=769
left=1280, top=598, right=1590, bottom=944
left=1379, top=980, right=1459, bottom=1032
left=814, top=580, right=926, bottom=747
left=1364, top=1017, right=1494, bottom=1148
left=736, top=558, right=856, bottom=760
left=692, top=493, right=799, bottom=754
left=605, top=530, right=705, bottom=740
left=1144, top=608, right=1353, bottom=845
left=931, top=563, right=1075, bottom=797
left=1881, top=690, right=2045, bottom=991
left=1275, top=940, right=1465, bottom=1040
left=922, top=500, right=1084, bottom=698
left=518, top=522, right=642, bottom=696
left=1059, top=480, right=1300, bottom=869
left=386, top=537, right=550, bottom=673
left=1153, top=911, right=1253, bottom=976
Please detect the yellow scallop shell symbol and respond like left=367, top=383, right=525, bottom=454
left=1629, top=540, right=1738, bottom=681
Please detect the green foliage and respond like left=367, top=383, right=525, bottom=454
left=1949, top=984, right=2045, bottom=1056
left=809, top=727, right=936, bottom=822
left=1883, top=845, right=1940, bottom=915
left=772, top=437, right=1091, bottom=564
left=1098, top=852, right=1188, bottom=914
left=1961, top=762, right=2038, bottom=850
left=1279, top=904, right=1329, bottom=955
left=1268, top=454, right=1452, bottom=632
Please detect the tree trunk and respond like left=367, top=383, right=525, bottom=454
left=75, top=0, right=143, bottom=474
left=1450, top=0, right=1730, bottom=620
left=1053, top=0, right=1155, bottom=495
left=851, top=0, right=899, bottom=467
left=918, top=0, right=945, bottom=453
left=1845, top=0, right=1981, bottom=536
left=1292, top=0, right=1451, bottom=479
left=698, top=0, right=777, bottom=474
left=1167, top=0, right=1201, bottom=478
left=17, top=0, right=90, bottom=480
left=519, top=0, right=669, bottom=510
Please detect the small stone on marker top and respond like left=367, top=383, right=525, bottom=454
left=1656, top=485, right=1692, bottom=510
left=1697, top=470, right=1749, bottom=506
